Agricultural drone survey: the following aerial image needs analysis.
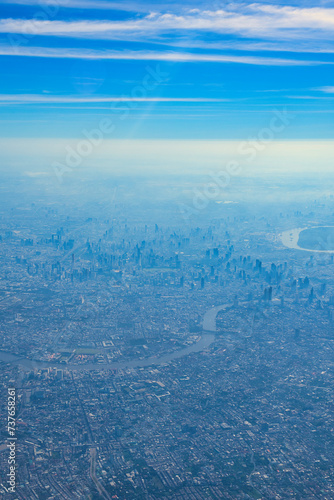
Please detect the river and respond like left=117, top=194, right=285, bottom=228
left=0, top=304, right=230, bottom=371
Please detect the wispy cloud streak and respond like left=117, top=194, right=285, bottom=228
left=0, top=0, right=151, bottom=12
left=0, top=94, right=233, bottom=103
left=1, top=6, right=334, bottom=42
left=0, top=45, right=328, bottom=66
left=316, top=86, right=334, bottom=93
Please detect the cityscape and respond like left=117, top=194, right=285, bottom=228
left=0, top=174, right=334, bottom=499
left=0, top=0, right=333, bottom=498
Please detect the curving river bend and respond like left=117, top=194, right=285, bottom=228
left=0, top=304, right=230, bottom=372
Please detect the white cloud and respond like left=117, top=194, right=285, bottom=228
left=286, top=94, right=334, bottom=99
left=316, top=86, right=334, bottom=93
left=1, top=5, right=334, bottom=42
left=166, top=38, right=334, bottom=54
left=0, top=45, right=328, bottom=66
left=0, top=0, right=148, bottom=12
left=0, top=94, right=233, bottom=104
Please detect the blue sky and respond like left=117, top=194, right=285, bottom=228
left=0, top=0, right=333, bottom=174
